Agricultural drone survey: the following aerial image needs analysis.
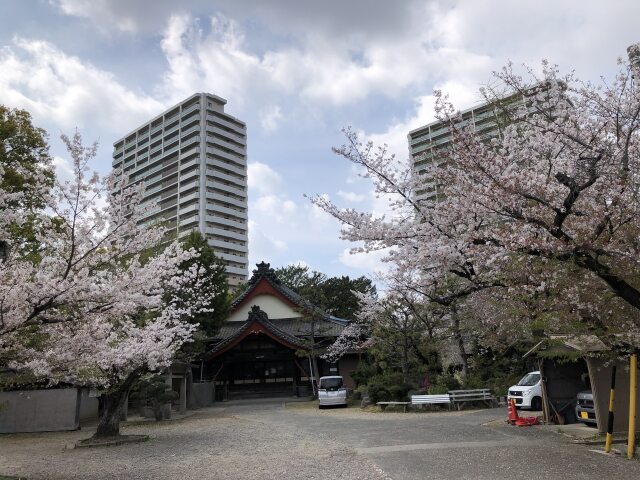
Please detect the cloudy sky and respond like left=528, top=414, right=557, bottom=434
left=1, top=0, right=639, bottom=279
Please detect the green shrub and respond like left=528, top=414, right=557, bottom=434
left=367, top=371, right=406, bottom=388
left=433, top=374, right=460, bottom=391
left=367, top=382, right=391, bottom=403
left=388, top=384, right=411, bottom=401
left=350, top=359, right=378, bottom=387
left=428, top=384, right=449, bottom=394
left=130, top=375, right=179, bottom=421
left=407, top=389, right=426, bottom=398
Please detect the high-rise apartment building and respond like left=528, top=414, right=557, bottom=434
left=408, top=90, right=537, bottom=202
left=112, top=93, right=249, bottom=287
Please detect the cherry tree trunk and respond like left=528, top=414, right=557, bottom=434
left=93, top=369, right=142, bottom=438
left=451, top=308, right=469, bottom=377
left=401, top=335, right=410, bottom=384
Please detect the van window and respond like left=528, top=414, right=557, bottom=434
left=517, top=373, right=540, bottom=386
left=320, top=378, right=343, bottom=390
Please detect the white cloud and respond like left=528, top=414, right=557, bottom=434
left=52, top=1, right=424, bottom=38
left=152, top=10, right=497, bottom=108
left=288, top=260, right=309, bottom=269
left=248, top=219, right=288, bottom=266
left=159, top=14, right=267, bottom=108
left=251, top=194, right=297, bottom=223
left=51, top=155, right=74, bottom=183
left=259, top=105, right=282, bottom=133
left=282, top=200, right=297, bottom=213
left=51, top=1, right=640, bottom=111
left=247, top=162, right=282, bottom=195
left=54, top=0, right=140, bottom=32
left=252, top=194, right=279, bottom=213
left=339, top=247, right=389, bottom=275
left=0, top=37, right=164, bottom=134
left=337, top=190, right=365, bottom=203
left=308, top=194, right=334, bottom=224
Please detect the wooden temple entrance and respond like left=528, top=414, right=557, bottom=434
left=209, top=334, right=312, bottom=399
left=203, top=306, right=313, bottom=399
left=200, top=263, right=357, bottom=400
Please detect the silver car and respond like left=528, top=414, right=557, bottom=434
left=575, top=390, right=597, bottom=425
left=318, top=376, right=347, bottom=409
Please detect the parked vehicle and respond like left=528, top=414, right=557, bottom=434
left=507, top=371, right=542, bottom=410
left=575, top=390, right=597, bottom=425
left=318, top=376, right=347, bottom=409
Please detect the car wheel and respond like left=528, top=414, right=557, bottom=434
left=318, top=404, right=325, bottom=410
left=531, top=396, right=542, bottom=411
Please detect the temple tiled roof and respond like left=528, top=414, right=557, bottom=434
left=215, top=316, right=346, bottom=341
left=206, top=262, right=351, bottom=358
left=206, top=307, right=309, bottom=358
left=231, top=262, right=349, bottom=325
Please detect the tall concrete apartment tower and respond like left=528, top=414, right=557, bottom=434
left=408, top=100, right=509, bottom=202
left=112, top=93, right=248, bottom=287
left=408, top=89, right=541, bottom=202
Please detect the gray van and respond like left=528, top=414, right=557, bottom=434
left=318, top=376, right=347, bottom=409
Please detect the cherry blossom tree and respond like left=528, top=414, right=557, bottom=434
left=430, top=46, right=640, bottom=342
left=311, top=127, right=508, bottom=370
left=314, top=44, right=640, bottom=354
left=0, top=132, right=217, bottom=438
left=311, top=129, right=505, bottom=309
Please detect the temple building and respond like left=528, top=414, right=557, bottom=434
left=196, top=262, right=360, bottom=399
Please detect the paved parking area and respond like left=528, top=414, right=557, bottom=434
left=1, top=399, right=639, bottom=479
left=269, top=402, right=640, bottom=479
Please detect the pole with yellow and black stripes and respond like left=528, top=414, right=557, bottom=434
left=627, top=352, right=637, bottom=459
left=605, top=364, right=616, bottom=453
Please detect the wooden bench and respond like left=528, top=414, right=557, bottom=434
left=448, top=389, right=497, bottom=410
left=376, top=401, right=411, bottom=412
left=411, top=394, right=452, bottom=409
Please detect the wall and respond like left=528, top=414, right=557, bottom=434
left=0, top=389, right=80, bottom=433
left=78, top=388, right=99, bottom=423
left=228, top=294, right=303, bottom=322
left=587, top=357, right=640, bottom=433
left=191, top=382, right=214, bottom=408
left=339, top=354, right=360, bottom=390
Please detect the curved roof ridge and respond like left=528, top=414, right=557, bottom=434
left=232, top=262, right=328, bottom=317
left=206, top=306, right=308, bottom=358
left=326, top=315, right=350, bottom=326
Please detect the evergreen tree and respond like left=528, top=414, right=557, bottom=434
left=177, top=231, right=231, bottom=338
left=274, top=264, right=375, bottom=320
left=0, top=105, right=54, bottom=259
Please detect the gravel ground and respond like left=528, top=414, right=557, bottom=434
left=0, top=407, right=389, bottom=480
left=3, top=401, right=639, bottom=480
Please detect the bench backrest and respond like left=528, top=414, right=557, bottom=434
left=448, top=389, right=494, bottom=401
left=411, top=394, right=451, bottom=404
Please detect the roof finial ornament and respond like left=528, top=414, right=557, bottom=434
left=248, top=305, right=268, bottom=322
left=248, top=261, right=281, bottom=285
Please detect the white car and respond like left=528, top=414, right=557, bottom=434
left=507, top=371, right=543, bottom=410
left=318, top=376, right=347, bottom=409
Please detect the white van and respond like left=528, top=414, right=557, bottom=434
left=507, top=371, right=542, bottom=410
left=317, top=376, right=347, bottom=409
